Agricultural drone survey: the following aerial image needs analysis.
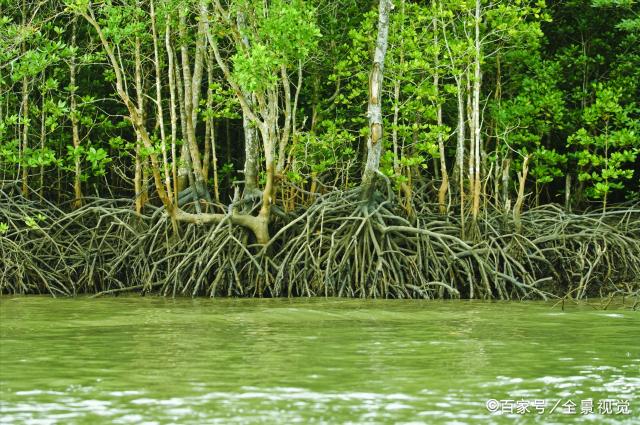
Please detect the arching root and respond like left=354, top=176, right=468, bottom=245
left=2, top=184, right=639, bottom=299
left=265, top=188, right=550, bottom=299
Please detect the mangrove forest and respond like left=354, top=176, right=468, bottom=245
left=1, top=0, right=639, bottom=299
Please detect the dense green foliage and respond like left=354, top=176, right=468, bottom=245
left=0, top=0, right=637, bottom=209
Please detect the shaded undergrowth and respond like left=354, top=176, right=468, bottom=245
left=1, top=184, right=639, bottom=300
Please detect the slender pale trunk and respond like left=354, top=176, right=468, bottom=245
left=191, top=1, right=206, bottom=122
left=174, top=47, right=189, bottom=193
left=20, top=0, right=29, bottom=195
left=501, top=157, right=511, bottom=212
left=134, top=30, right=147, bottom=213
left=276, top=65, right=291, bottom=175
left=179, top=10, right=208, bottom=200
left=564, top=173, right=571, bottom=211
left=471, top=0, right=482, bottom=221
left=286, top=61, right=304, bottom=209
left=361, top=0, right=393, bottom=200
left=39, top=79, right=46, bottom=196
left=203, top=119, right=210, bottom=182
left=514, top=156, right=529, bottom=233
left=494, top=53, right=502, bottom=207
left=434, top=17, right=448, bottom=215
left=290, top=61, right=302, bottom=160
left=20, top=82, right=29, bottom=195
left=70, top=20, right=83, bottom=208
left=388, top=0, right=412, bottom=213
left=210, top=121, right=220, bottom=203
left=203, top=65, right=211, bottom=185
left=206, top=54, right=220, bottom=202
left=466, top=71, right=474, bottom=207
left=440, top=4, right=462, bottom=212
left=456, top=76, right=466, bottom=231
left=151, top=0, right=173, bottom=203
left=237, top=11, right=260, bottom=197
left=392, top=77, right=400, bottom=176
left=80, top=7, right=174, bottom=217
left=259, top=88, right=278, bottom=221
left=165, top=16, right=179, bottom=204
left=391, top=76, right=413, bottom=213
left=242, top=108, right=260, bottom=197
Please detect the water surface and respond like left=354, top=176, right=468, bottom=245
left=1, top=297, right=638, bottom=424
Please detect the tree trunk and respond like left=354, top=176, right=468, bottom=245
left=174, top=46, right=189, bottom=194
left=276, top=65, right=292, bottom=175
left=165, top=15, right=179, bottom=205
left=151, top=0, right=173, bottom=203
left=237, top=11, right=260, bottom=198
left=514, top=156, right=529, bottom=233
left=471, top=0, right=482, bottom=221
left=455, top=76, right=465, bottom=230
left=134, top=29, right=147, bottom=213
left=79, top=6, right=174, bottom=215
left=565, top=173, right=571, bottom=211
left=361, top=0, right=393, bottom=200
left=501, top=157, right=511, bottom=212
left=70, top=19, right=83, bottom=208
left=20, top=0, right=29, bottom=196
left=179, top=9, right=208, bottom=201
left=20, top=81, right=29, bottom=196
left=39, top=75, right=46, bottom=196
left=258, top=89, right=278, bottom=222
left=434, top=17, right=448, bottom=215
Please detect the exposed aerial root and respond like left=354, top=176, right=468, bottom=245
left=265, top=188, right=448, bottom=298
left=266, top=187, right=551, bottom=299
left=1, top=185, right=639, bottom=299
left=518, top=205, right=640, bottom=298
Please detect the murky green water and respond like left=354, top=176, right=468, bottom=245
left=0, top=297, right=638, bottom=424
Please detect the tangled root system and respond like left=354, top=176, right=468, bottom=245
left=2, top=184, right=639, bottom=299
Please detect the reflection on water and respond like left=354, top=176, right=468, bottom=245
left=0, top=297, right=638, bottom=424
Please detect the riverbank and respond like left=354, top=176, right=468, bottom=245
left=2, top=187, right=639, bottom=299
